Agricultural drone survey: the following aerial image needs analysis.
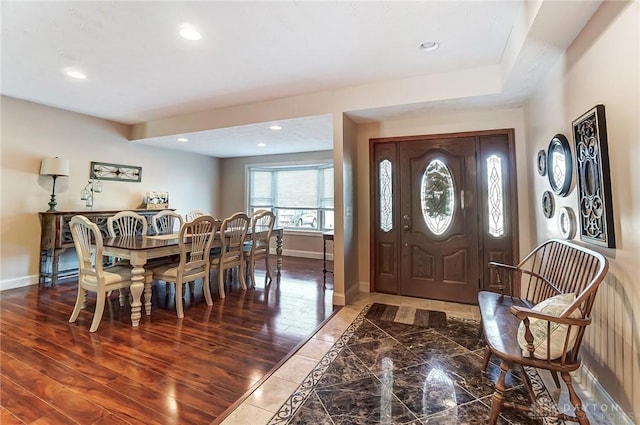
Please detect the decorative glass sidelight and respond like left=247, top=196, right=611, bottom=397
left=379, top=159, right=393, bottom=232
left=421, top=159, right=454, bottom=235
left=487, top=154, right=505, bottom=237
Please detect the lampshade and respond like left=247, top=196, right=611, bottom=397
left=40, top=157, right=70, bottom=177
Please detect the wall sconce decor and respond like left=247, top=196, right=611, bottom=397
left=40, top=157, right=70, bottom=212
left=80, top=179, right=103, bottom=208
left=573, top=104, right=615, bottom=248
left=90, top=161, right=142, bottom=182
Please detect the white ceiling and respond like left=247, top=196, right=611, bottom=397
left=1, top=1, right=602, bottom=158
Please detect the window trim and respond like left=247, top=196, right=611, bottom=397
left=245, top=160, right=334, bottom=233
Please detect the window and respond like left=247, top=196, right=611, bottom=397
left=248, top=164, right=334, bottom=231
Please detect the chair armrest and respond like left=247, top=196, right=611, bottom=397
left=510, top=305, right=591, bottom=361
left=510, top=305, right=591, bottom=326
left=488, top=262, right=519, bottom=297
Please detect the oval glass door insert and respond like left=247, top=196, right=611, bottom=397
left=421, top=159, right=455, bottom=235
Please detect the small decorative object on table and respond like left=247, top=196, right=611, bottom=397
left=144, top=191, right=169, bottom=209
left=80, top=179, right=103, bottom=208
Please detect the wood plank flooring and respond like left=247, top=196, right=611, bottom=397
left=0, top=256, right=335, bottom=424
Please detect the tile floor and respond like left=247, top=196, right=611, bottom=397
left=219, top=292, right=609, bottom=425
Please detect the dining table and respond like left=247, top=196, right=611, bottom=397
left=101, top=227, right=283, bottom=327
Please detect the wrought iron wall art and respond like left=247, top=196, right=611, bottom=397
left=537, top=150, right=547, bottom=176
left=542, top=191, right=554, bottom=218
left=547, top=134, right=572, bottom=196
left=573, top=104, right=615, bottom=248
left=558, top=207, right=576, bottom=240
left=90, top=161, right=142, bottom=182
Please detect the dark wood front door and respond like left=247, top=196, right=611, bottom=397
left=371, top=129, right=518, bottom=304
left=399, top=137, right=479, bottom=303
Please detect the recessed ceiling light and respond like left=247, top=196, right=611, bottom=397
left=269, top=125, right=282, bottom=130
left=179, top=24, right=201, bottom=41
left=257, top=143, right=267, bottom=147
left=178, top=137, right=188, bottom=142
left=66, top=70, right=87, bottom=79
left=419, top=41, right=440, bottom=52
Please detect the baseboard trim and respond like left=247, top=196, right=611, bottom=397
left=359, top=281, right=370, bottom=293
left=282, top=249, right=332, bottom=261
left=1, top=275, right=38, bottom=291
left=573, top=364, right=635, bottom=425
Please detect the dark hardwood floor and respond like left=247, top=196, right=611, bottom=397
left=0, top=256, right=335, bottom=425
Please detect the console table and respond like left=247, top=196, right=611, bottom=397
left=38, top=209, right=167, bottom=286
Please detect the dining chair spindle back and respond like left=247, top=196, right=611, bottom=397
left=150, top=215, right=219, bottom=318
left=211, top=212, right=250, bottom=298
left=152, top=210, right=184, bottom=235
left=69, top=215, right=135, bottom=332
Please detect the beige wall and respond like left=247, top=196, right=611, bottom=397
left=354, top=108, right=531, bottom=290
left=523, top=1, right=639, bottom=417
left=219, top=149, right=333, bottom=258
left=1, top=96, right=220, bottom=289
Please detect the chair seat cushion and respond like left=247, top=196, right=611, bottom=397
left=150, top=263, right=180, bottom=279
left=516, top=293, right=581, bottom=359
left=85, top=265, right=131, bottom=285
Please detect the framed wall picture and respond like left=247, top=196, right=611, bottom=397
left=572, top=104, right=616, bottom=248
left=90, top=161, right=142, bottom=182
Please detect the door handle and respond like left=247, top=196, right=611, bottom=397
left=403, top=214, right=411, bottom=231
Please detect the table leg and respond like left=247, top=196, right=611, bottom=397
left=276, top=232, right=283, bottom=276
left=51, top=248, right=65, bottom=286
left=323, top=237, right=327, bottom=288
left=129, top=252, right=146, bottom=327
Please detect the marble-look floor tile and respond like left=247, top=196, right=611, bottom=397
left=288, top=392, right=333, bottom=425
left=220, top=403, right=274, bottom=425
left=314, top=346, right=371, bottom=388
left=246, top=377, right=301, bottom=412
left=387, top=362, right=476, bottom=418
left=348, top=336, right=424, bottom=374
left=427, top=352, right=521, bottom=400
left=294, top=338, right=335, bottom=361
left=394, top=328, right=469, bottom=361
left=315, top=374, right=419, bottom=424
left=272, top=355, right=320, bottom=384
left=421, top=399, right=511, bottom=424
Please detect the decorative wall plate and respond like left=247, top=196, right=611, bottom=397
left=547, top=134, right=572, bottom=196
left=558, top=207, right=576, bottom=239
left=542, top=191, right=554, bottom=218
left=537, top=150, right=547, bottom=176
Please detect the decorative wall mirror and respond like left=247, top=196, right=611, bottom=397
left=547, top=134, right=572, bottom=196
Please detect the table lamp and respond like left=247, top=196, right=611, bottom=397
left=40, top=157, right=70, bottom=212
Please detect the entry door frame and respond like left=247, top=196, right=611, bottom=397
left=369, top=128, right=520, bottom=300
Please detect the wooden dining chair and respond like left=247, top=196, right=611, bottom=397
left=152, top=210, right=183, bottom=235
left=107, top=210, right=148, bottom=237
left=211, top=212, right=250, bottom=298
left=149, top=215, right=219, bottom=318
left=106, top=211, right=154, bottom=307
left=245, top=210, right=275, bottom=287
left=185, top=209, right=207, bottom=222
left=69, top=215, right=134, bottom=332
